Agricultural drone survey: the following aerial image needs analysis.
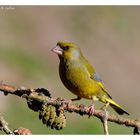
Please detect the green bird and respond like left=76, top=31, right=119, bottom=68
left=52, top=41, right=129, bottom=115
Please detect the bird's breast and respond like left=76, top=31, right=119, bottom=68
left=59, top=60, right=101, bottom=99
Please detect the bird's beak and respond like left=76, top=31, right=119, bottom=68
left=51, top=46, right=63, bottom=55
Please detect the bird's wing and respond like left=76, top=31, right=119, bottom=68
left=92, top=72, right=112, bottom=99
left=82, top=58, right=112, bottom=99
left=82, top=57, right=95, bottom=76
left=93, top=72, right=102, bottom=82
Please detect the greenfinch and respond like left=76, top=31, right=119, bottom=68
left=52, top=41, right=129, bottom=115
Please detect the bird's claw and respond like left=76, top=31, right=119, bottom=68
left=88, top=104, right=95, bottom=117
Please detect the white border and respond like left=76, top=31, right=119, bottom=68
left=0, top=135, right=138, bottom=139
left=0, top=135, right=139, bottom=140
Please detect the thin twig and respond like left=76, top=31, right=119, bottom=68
left=0, top=82, right=140, bottom=134
left=103, top=119, right=109, bottom=135
left=0, top=114, right=13, bottom=134
left=101, top=108, right=109, bottom=135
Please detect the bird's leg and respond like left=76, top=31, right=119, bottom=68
left=100, top=102, right=110, bottom=111
left=88, top=102, right=94, bottom=117
left=71, top=96, right=81, bottom=101
left=88, top=96, right=96, bottom=117
left=61, top=96, right=81, bottom=108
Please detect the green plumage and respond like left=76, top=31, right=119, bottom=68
left=52, top=41, right=129, bottom=115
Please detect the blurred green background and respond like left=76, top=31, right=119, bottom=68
left=0, top=6, right=140, bottom=134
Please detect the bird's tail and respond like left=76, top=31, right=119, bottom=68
left=104, top=97, right=129, bottom=115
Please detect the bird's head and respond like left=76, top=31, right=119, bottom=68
left=52, top=41, right=82, bottom=60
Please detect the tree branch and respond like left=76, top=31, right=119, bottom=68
left=0, top=82, right=140, bottom=134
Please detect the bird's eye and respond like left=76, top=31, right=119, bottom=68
left=63, top=46, right=69, bottom=51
